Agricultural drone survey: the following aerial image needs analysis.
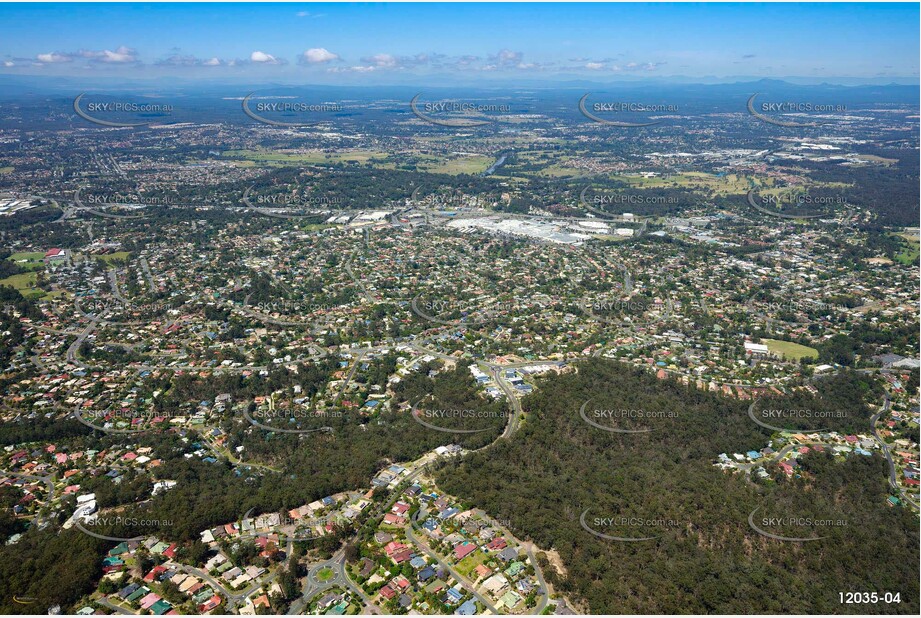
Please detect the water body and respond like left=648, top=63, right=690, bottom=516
left=482, top=153, right=509, bottom=176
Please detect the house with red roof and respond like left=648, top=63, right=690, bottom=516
left=144, top=565, right=168, bottom=582
left=383, top=512, right=406, bottom=526
left=453, top=541, right=477, bottom=560
left=384, top=541, right=408, bottom=557
left=391, top=548, right=413, bottom=564
left=199, top=594, right=222, bottom=612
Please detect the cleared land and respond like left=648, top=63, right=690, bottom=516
left=894, top=231, right=920, bottom=265
left=763, top=338, right=819, bottom=361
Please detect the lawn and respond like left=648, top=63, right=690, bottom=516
left=763, top=339, right=819, bottom=361
left=0, top=271, right=45, bottom=299
left=96, top=251, right=132, bottom=263
left=454, top=550, right=490, bottom=579
left=415, top=154, right=494, bottom=175
left=893, top=232, right=919, bottom=266
left=316, top=567, right=334, bottom=582
left=616, top=172, right=756, bottom=195
left=6, top=252, right=45, bottom=271
left=224, top=149, right=389, bottom=166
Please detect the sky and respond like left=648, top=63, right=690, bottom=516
left=0, top=2, right=918, bottom=84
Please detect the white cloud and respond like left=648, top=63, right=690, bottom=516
left=157, top=54, right=224, bottom=67
left=79, top=46, right=139, bottom=63
left=328, top=65, right=377, bottom=74
left=301, top=48, right=339, bottom=64
left=99, top=46, right=138, bottom=63
left=490, top=49, right=523, bottom=66
left=36, top=52, right=72, bottom=64
left=250, top=50, right=282, bottom=64
left=585, top=62, right=605, bottom=70
left=37, top=46, right=139, bottom=65
left=363, top=53, right=399, bottom=68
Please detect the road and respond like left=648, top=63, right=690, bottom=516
left=870, top=395, right=919, bottom=509
left=107, top=268, right=129, bottom=304
left=479, top=510, right=550, bottom=613
left=333, top=349, right=368, bottom=405
left=404, top=523, right=500, bottom=614
left=139, top=257, right=156, bottom=292
left=287, top=549, right=379, bottom=615
left=0, top=469, right=57, bottom=527
left=489, top=365, right=523, bottom=439
left=344, top=256, right=378, bottom=304
left=96, top=597, right=137, bottom=614
left=407, top=341, right=529, bottom=441
left=65, top=318, right=99, bottom=369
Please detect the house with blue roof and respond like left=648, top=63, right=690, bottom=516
left=455, top=599, right=478, bottom=615
left=418, top=566, right=436, bottom=582
left=410, top=556, right=427, bottom=569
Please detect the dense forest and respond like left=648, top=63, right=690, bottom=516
left=435, top=359, right=919, bottom=614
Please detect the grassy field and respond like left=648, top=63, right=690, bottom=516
left=2, top=252, right=46, bottom=298
left=224, top=149, right=389, bottom=166
left=763, top=339, right=819, bottom=361
left=316, top=567, right=334, bottom=582
left=454, top=550, right=490, bottom=578
left=0, top=166, right=13, bottom=174
left=893, top=231, right=920, bottom=265
left=537, top=162, right=593, bottom=178
left=96, top=251, right=131, bottom=263
left=617, top=172, right=756, bottom=195
left=0, top=271, right=44, bottom=299
left=7, top=251, right=45, bottom=270
left=414, top=153, right=494, bottom=175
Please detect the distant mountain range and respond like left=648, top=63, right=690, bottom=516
left=0, top=75, right=917, bottom=101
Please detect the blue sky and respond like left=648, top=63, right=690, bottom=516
left=0, top=2, right=917, bottom=83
